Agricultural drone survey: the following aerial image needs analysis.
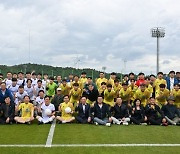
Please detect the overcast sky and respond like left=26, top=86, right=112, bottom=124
left=0, top=0, right=180, bottom=75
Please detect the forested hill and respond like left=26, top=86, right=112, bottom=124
left=0, top=63, right=121, bottom=80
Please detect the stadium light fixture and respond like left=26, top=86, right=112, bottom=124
left=151, top=27, right=165, bottom=74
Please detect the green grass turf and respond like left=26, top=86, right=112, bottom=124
left=0, top=147, right=180, bottom=154
left=53, top=124, right=180, bottom=144
left=0, top=123, right=50, bottom=144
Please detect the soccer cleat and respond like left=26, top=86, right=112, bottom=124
left=38, top=121, right=43, bottom=125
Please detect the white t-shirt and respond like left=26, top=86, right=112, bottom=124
left=41, top=103, right=55, bottom=120
left=24, top=85, right=34, bottom=100
left=31, top=78, right=38, bottom=87
left=15, top=91, right=28, bottom=105
left=35, top=96, right=45, bottom=106
left=8, top=84, right=19, bottom=95
left=17, top=79, right=24, bottom=86
left=5, top=79, right=12, bottom=88
left=34, top=85, right=45, bottom=96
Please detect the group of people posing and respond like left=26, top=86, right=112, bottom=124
left=0, top=70, right=179, bottom=126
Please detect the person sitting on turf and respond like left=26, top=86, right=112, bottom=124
left=161, top=96, right=180, bottom=125
left=56, top=95, right=75, bottom=124
left=145, top=97, right=167, bottom=126
left=91, top=95, right=112, bottom=126
left=0, top=96, right=15, bottom=124
left=14, top=95, right=34, bottom=124
left=130, top=99, right=147, bottom=125
left=110, top=97, right=130, bottom=125
left=75, top=96, right=91, bottom=124
left=36, top=96, right=55, bottom=124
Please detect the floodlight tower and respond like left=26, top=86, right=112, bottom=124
left=151, top=27, right=165, bottom=74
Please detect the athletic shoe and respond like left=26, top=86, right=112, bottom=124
left=95, top=122, right=99, bottom=126
left=38, top=121, right=43, bottom=125
left=106, top=123, right=111, bottom=127
left=123, top=122, right=128, bottom=126
left=62, top=121, right=67, bottom=124
left=140, top=123, right=147, bottom=126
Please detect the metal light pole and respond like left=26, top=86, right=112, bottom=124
left=151, top=27, right=165, bottom=74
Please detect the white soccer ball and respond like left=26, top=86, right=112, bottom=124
left=65, top=107, right=71, bottom=113
left=44, top=109, right=52, bottom=116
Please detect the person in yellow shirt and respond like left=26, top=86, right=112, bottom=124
left=107, top=72, right=117, bottom=86
left=155, top=84, right=170, bottom=106
left=128, top=79, right=138, bottom=102
left=59, top=79, right=71, bottom=96
left=96, top=72, right=108, bottom=89
left=104, top=84, right=116, bottom=107
left=154, top=72, right=166, bottom=91
left=134, top=83, right=151, bottom=107
left=69, top=83, right=82, bottom=106
left=145, top=76, right=153, bottom=96
left=98, top=82, right=107, bottom=96
left=14, top=95, right=34, bottom=124
left=56, top=95, right=75, bottom=124
left=171, top=84, right=180, bottom=108
left=71, top=75, right=83, bottom=90
left=79, top=72, right=87, bottom=85
left=113, top=79, right=122, bottom=99
left=119, top=83, right=131, bottom=105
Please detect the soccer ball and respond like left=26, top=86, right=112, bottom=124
left=44, top=109, right=52, bottom=116
left=65, top=107, right=71, bottom=113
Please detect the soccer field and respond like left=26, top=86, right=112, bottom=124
left=0, top=122, right=180, bottom=154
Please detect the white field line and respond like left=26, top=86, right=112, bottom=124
left=0, top=144, right=179, bottom=147
left=45, top=119, right=56, bottom=147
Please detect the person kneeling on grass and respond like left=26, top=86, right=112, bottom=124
left=130, top=99, right=147, bottom=125
left=75, top=96, right=91, bottom=124
left=161, top=96, right=180, bottom=126
left=110, top=97, right=130, bottom=125
left=91, top=95, right=112, bottom=127
left=145, top=97, right=167, bottom=126
left=14, top=95, right=34, bottom=124
left=0, top=96, right=15, bottom=124
left=36, top=96, right=55, bottom=125
left=56, top=95, right=75, bottom=124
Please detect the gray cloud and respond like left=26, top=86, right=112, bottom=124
left=0, top=0, right=180, bottom=74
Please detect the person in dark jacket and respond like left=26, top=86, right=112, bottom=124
left=161, top=96, right=180, bottom=125
left=91, top=95, right=112, bottom=126
left=130, top=99, right=147, bottom=125
left=110, top=97, right=130, bottom=125
left=75, top=96, right=91, bottom=124
left=0, top=82, right=14, bottom=105
left=82, top=84, right=99, bottom=106
left=0, top=96, right=15, bottom=124
left=51, top=88, right=64, bottom=111
left=145, top=97, right=167, bottom=126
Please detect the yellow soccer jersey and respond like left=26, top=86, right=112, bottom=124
left=69, top=88, right=82, bottom=104
left=18, top=103, right=34, bottom=118
left=103, top=89, right=116, bottom=107
left=107, top=78, right=115, bottom=86
left=146, top=84, right=153, bottom=95
left=119, top=88, right=131, bottom=102
left=156, top=89, right=170, bottom=105
left=154, top=79, right=167, bottom=91
left=79, top=78, right=87, bottom=85
left=71, top=81, right=83, bottom=90
left=96, top=78, right=108, bottom=89
left=113, top=84, right=122, bottom=98
left=98, top=87, right=107, bottom=95
left=60, top=102, right=74, bottom=118
left=60, top=84, right=71, bottom=96
left=134, top=89, right=151, bottom=107
left=128, top=85, right=138, bottom=101
left=171, top=89, right=180, bottom=108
